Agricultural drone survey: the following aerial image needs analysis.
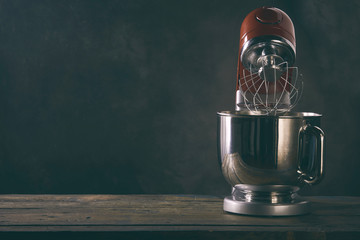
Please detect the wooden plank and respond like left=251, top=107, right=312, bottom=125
left=0, top=231, right=337, bottom=240
left=0, top=195, right=358, bottom=232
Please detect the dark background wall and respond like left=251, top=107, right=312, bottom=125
left=0, top=0, right=359, bottom=196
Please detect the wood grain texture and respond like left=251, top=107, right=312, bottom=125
left=0, top=195, right=358, bottom=232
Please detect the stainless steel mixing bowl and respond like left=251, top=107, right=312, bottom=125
left=217, top=111, right=324, bottom=187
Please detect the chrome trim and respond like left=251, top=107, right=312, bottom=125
left=240, top=35, right=296, bottom=70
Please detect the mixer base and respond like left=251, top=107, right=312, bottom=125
left=223, top=184, right=311, bottom=216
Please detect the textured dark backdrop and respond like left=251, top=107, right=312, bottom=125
left=0, top=0, right=359, bottom=196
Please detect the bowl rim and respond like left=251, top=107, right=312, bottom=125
left=217, top=110, right=322, bottom=118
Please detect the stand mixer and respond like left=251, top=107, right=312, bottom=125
left=236, top=6, right=302, bottom=114
left=217, top=7, right=325, bottom=216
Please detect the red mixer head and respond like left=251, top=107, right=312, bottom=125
left=239, top=7, right=295, bottom=60
left=236, top=7, right=302, bottom=114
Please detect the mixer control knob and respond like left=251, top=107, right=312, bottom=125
left=256, top=7, right=283, bottom=24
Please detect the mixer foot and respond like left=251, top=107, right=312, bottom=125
left=223, top=184, right=311, bottom=216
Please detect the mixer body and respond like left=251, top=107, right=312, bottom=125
left=236, top=7, right=301, bottom=114
left=216, top=7, right=325, bottom=216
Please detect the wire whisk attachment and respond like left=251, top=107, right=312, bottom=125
left=236, top=61, right=303, bottom=115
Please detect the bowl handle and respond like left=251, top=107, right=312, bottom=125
left=297, top=124, right=325, bottom=185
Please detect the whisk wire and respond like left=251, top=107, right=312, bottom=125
left=238, top=61, right=303, bottom=115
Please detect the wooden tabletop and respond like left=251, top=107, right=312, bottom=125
left=0, top=195, right=359, bottom=239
